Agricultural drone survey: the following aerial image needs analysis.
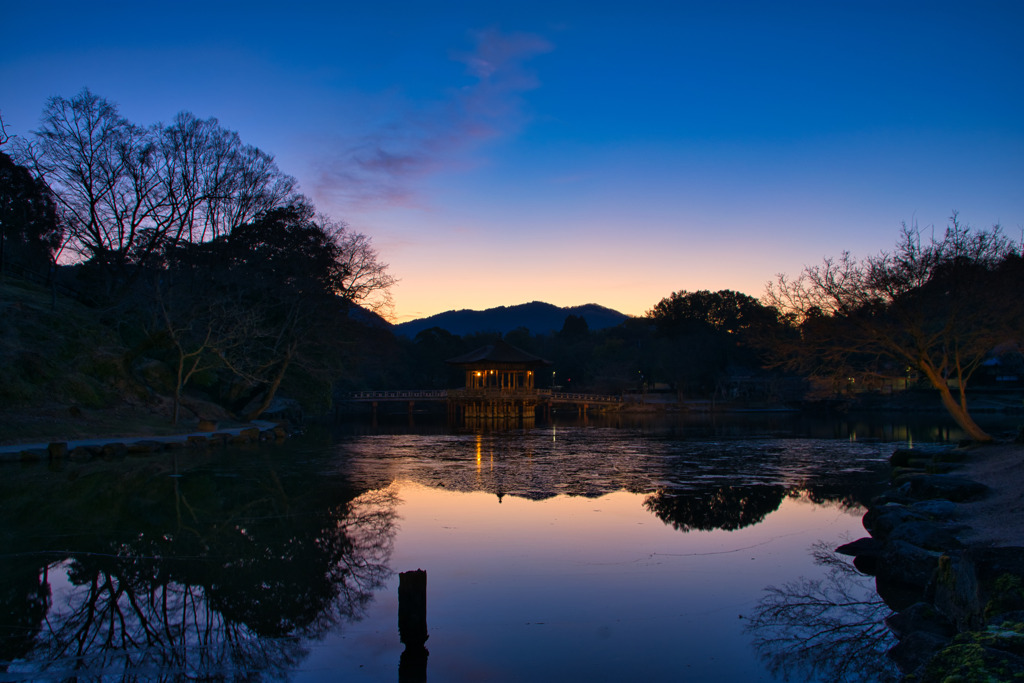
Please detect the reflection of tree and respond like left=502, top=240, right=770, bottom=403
left=0, top=560, right=49, bottom=664
left=0, top=458, right=398, bottom=680
left=26, top=560, right=305, bottom=680
left=745, top=542, right=898, bottom=683
left=643, top=485, right=785, bottom=532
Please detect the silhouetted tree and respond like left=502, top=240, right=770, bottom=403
left=559, top=314, right=589, bottom=338
left=153, top=205, right=395, bottom=419
left=0, top=152, right=63, bottom=277
left=645, top=289, right=783, bottom=396
left=13, top=89, right=303, bottom=295
left=765, top=215, right=1023, bottom=441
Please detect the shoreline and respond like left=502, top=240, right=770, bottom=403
left=840, top=440, right=1024, bottom=680
left=0, top=420, right=287, bottom=462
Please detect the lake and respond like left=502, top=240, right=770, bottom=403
left=0, top=411, right=1013, bottom=681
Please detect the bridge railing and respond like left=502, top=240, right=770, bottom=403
left=550, top=392, right=622, bottom=404
left=346, top=389, right=623, bottom=404
left=348, top=390, right=449, bottom=401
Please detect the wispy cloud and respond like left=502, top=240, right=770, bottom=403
left=314, top=28, right=552, bottom=211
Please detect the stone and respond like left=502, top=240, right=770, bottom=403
left=885, top=602, right=955, bottom=639
left=888, top=520, right=965, bottom=553
left=890, top=448, right=918, bottom=467
left=68, top=446, right=96, bottom=462
left=48, top=442, right=67, bottom=460
left=19, top=448, right=46, bottom=461
left=835, top=536, right=882, bottom=557
left=916, top=635, right=1024, bottom=682
left=877, top=575, right=926, bottom=612
left=887, top=629, right=951, bottom=675
left=101, top=443, right=127, bottom=458
left=930, top=552, right=986, bottom=632
left=880, top=539, right=943, bottom=588
left=908, top=499, right=959, bottom=519
left=864, top=504, right=926, bottom=539
left=128, top=440, right=164, bottom=454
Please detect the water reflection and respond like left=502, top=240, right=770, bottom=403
left=645, top=485, right=787, bottom=532
left=746, top=542, right=899, bottom=683
left=1, top=413, right=992, bottom=681
left=0, top=450, right=397, bottom=680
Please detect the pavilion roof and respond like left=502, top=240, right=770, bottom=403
left=445, top=339, right=552, bottom=367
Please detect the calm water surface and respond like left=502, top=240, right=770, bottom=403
left=1, top=412, right=1003, bottom=682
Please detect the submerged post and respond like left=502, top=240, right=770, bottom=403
left=398, top=569, right=428, bottom=682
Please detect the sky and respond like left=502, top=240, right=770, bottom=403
left=3, top=1, right=1023, bottom=322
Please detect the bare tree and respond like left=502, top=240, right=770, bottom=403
left=13, top=91, right=305, bottom=293
left=765, top=215, right=1022, bottom=442
left=0, top=111, right=10, bottom=146
left=14, top=89, right=159, bottom=281
left=322, top=215, right=397, bottom=317
left=151, top=112, right=303, bottom=247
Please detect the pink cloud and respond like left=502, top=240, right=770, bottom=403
left=314, top=28, right=552, bottom=211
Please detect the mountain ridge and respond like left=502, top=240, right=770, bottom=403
left=393, top=301, right=630, bottom=338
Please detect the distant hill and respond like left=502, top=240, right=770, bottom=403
left=394, top=302, right=630, bottom=338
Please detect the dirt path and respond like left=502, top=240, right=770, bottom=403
left=953, top=442, right=1024, bottom=546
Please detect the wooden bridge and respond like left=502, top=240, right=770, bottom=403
left=347, top=341, right=622, bottom=421
left=346, top=388, right=623, bottom=420
left=348, top=389, right=621, bottom=404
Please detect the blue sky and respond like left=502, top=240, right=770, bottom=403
left=4, top=1, right=1023, bottom=321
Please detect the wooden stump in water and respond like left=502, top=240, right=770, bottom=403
left=398, top=569, right=428, bottom=683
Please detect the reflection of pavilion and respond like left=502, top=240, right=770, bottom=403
left=445, top=340, right=552, bottom=421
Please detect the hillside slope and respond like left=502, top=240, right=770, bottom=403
left=394, top=301, right=629, bottom=337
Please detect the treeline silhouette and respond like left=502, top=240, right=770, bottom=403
left=2, top=91, right=1021, bottom=430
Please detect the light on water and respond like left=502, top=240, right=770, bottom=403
left=3, top=413, right=994, bottom=681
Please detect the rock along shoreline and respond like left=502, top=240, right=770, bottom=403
left=837, top=441, right=1024, bottom=681
left=0, top=420, right=292, bottom=463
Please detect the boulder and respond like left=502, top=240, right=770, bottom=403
left=930, top=552, right=986, bottom=632
left=890, top=448, right=919, bottom=467
left=885, top=601, right=955, bottom=639
left=864, top=504, right=926, bottom=539
left=880, top=539, right=943, bottom=588
left=887, top=629, right=951, bottom=675
left=101, top=443, right=127, bottom=458
left=836, top=536, right=882, bottom=557
left=908, top=499, right=959, bottom=520
left=127, top=440, right=164, bottom=454
left=888, top=520, right=965, bottom=553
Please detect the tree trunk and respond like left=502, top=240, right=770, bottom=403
left=918, top=362, right=991, bottom=442
left=172, top=354, right=184, bottom=426
left=243, top=348, right=294, bottom=421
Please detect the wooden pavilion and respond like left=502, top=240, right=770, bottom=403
left=445, top=340, right=552, bottom=421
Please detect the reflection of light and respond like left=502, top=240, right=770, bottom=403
left=476, top=434, right=482, bottom=472
left=552, top=425, right=557, bottom=443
